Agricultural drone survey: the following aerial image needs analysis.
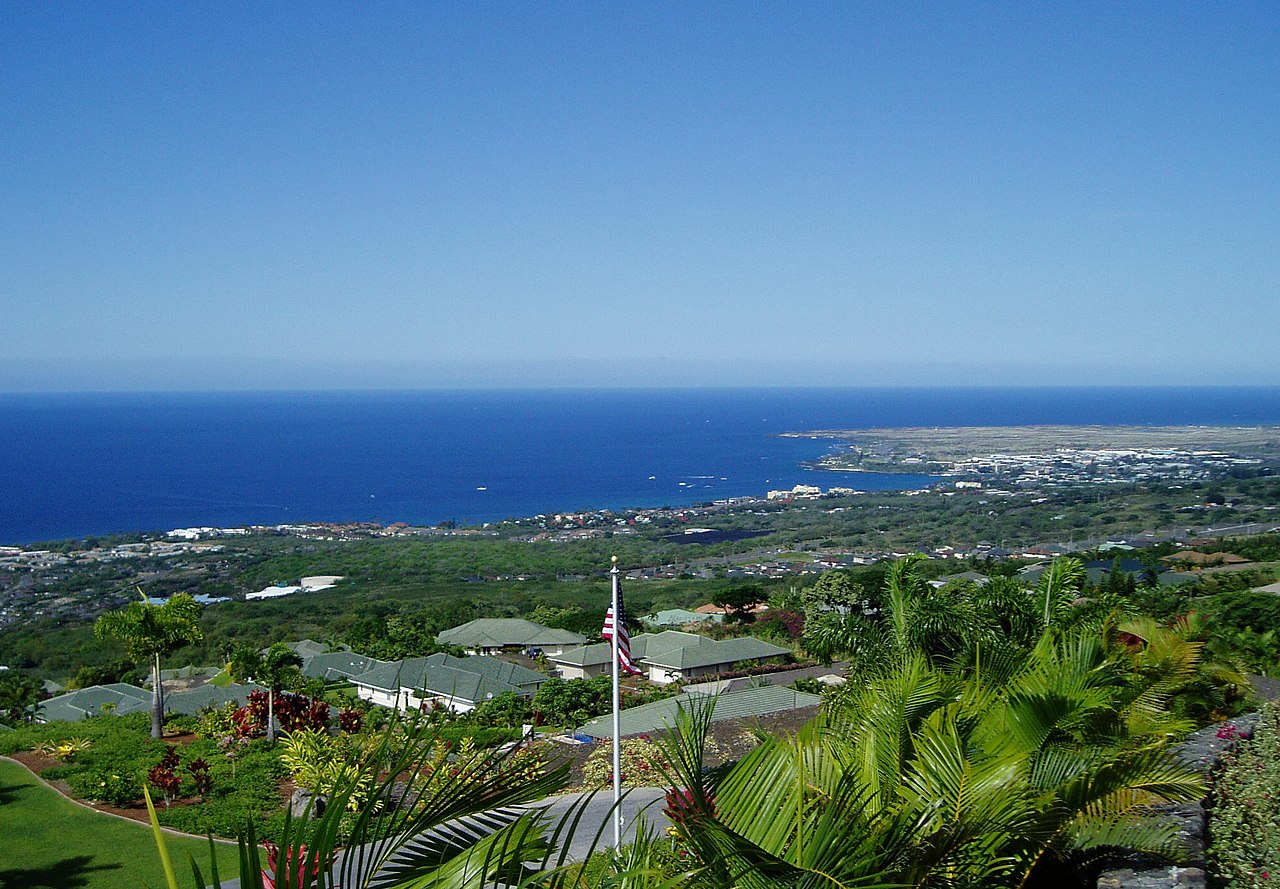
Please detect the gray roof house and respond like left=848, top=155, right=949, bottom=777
left=642, top=608, right=724, bottom=628
left=349, top=652, right=548, bottom=714
left=38, top=683, right=151, bottom=722
left=301, top=651, right=387, bottom=682
left=38, top=681, right=264, bottom=722
left=549, top=631, right=791, bottom=685
left=280, top=639, right=349, bottom=659
left=437, top=619, right=586, bottom=655
left=576, top=685, right=822, bottom=739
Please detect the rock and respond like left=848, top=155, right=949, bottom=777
left=289, top=787, right=326, bottom=819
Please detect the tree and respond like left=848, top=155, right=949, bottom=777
left=0, top=671, right=43, bottom=725
left=655, top=628, right=1206, bottom=889
left=804, top=569, right=861, bottom=617
left=95, top=592, right=203, bottom=739
left=711, top=583, right=767, bottom=623
left=229, top=642, right=303, bottom=742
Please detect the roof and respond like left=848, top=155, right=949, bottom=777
left=644, top=609, right=722, bottom=627
left=549, top=630, right=789, bottom=672
left=39, top=681, right=267, bottom=722
left=349, top=653, right=547, bottom=704
left=930, top=571, right=991, bottom=588
left=301, top=651, right=386, bottom=681
left=280, top=639, right=345, bottom=659
left=577, top=685, right=822, bottom=739
left=643, top=635, right=790, bottom=671
left=1161, top=551, right=1251, bottom=566
left=39, top=684, right=152, bottom=722
left=164, top=682, right=265, bottom=715
left=437, top=618, right=586, bottom=649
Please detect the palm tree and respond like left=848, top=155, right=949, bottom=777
left=709, top=630, right=1208, bottom=888
left=229, top=642, right=304, bottom=742
left=94, top=591, right=203, bottom=739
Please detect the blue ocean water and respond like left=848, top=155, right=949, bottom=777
left=1, top=387, right=1279, bottom=545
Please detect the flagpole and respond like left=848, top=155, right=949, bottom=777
left=610, top=555, right=623, bottom=851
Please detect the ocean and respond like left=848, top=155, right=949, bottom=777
left=2, top=386, right=1279, bottom=545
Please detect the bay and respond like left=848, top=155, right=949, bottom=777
left=1, top=386, right=1279, bottom=545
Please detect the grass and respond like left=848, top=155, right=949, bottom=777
left=207, top=668, right=234, bottom=688
left=0, top=758, right=241, bottom=889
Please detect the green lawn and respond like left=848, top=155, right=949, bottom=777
left=0, top=759, right=241, bottom=889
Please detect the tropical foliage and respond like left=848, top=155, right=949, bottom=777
left=1208, top=707, right=1279, bottom=887
left=95, top=591, right=204, bottom=738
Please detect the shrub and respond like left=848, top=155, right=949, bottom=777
left=196, top=702, right=240, bottom=740
left=187, top=757, right=214, bottom=798
left=35, top=737, right=91, bottom=761
left=148, top=745, right=183, bottom=806
left=70, top=768, right=142, bottom=807
left=581, top=737, right=670, bottom=789
left=278, top=729, right=374, bottom=813
left=1208, top=705, right=1280, bottom=886
left=338, top=708, right=362, bottom=734
left=164, top=713, right=200, bottom=734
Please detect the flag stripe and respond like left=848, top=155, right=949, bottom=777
left=603, top=582, right=642, bottom=675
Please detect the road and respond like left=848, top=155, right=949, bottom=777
left=532, top=787, right=672, bottom=860
left=221, top=787, right=673, bottom=887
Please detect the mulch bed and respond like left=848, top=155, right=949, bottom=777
left=8, top=730, right=210, bottom=826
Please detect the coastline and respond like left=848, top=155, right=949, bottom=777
left=5, top=390, right=1280, bottom=545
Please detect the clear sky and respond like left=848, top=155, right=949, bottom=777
left=2, top=2, right=1277, bottom=390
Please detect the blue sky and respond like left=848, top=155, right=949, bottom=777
left=2, top=2, right=1277, bottom=390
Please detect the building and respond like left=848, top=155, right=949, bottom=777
left=436, top=618, right=586, bottom=656
left=300, top=650, right=386, bottom=683
left=549, top=630, right=791, bottom=685
left=37, top=681, right=263, bottom=722
left=246, top=576, right=345, bottom=601
left=348, top=652, right=547, bottom=714
left=642, top=608, right=724, bottom=628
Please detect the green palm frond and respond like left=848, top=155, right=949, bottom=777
left=368, top=810, right=549, bottom=889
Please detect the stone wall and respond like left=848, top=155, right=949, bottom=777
left=1096, top=711, right=1260, bottom=889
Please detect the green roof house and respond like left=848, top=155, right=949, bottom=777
left=38, top=683, right=152, bottom=722
left=642, top=608, right=724, bottom=628
left=349, top=652, right=547, bottom=714
left=437, top=618, right=586, bottom=655
left=549, top=630, right=791, bottom=684
left=301, top=651, right=387, bottom=682
left=38, top=681, right=264, bottom=722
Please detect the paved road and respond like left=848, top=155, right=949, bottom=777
left=532, top=788, right=672, bottom=860
left=221, top=788, right=673, bottom=887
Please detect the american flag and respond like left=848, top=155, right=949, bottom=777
left=602, top=585, right=642, bottom=675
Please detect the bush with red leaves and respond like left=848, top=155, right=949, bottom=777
left=338, top=708, right=362, bottom=734
left=148, top=745, right=183, bottom=806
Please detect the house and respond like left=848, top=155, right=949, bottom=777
left=928, top=571, right=991, bottom=589
left=436, top=618, right=586, bottom=655
left=246, top=577, right=344, bottom=601
left=575, top=685, right=821, bottom=739
left=642, top=608, right=723, bottom=628
left=281, top=638, right=350, bottom=659
left=300, top=650, right=387, bottom=682
left=1159, top=551, right=1251, bottom=569
left=348, top=652, right=547, bottom=714
left=37, top=681, right=264, bottom=722
left=548, top=630, right=791, bottom=685
left=38, top=683, right=151, bottom=722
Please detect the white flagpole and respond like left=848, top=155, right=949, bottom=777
left=610, top=555, right=623, bottom=850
